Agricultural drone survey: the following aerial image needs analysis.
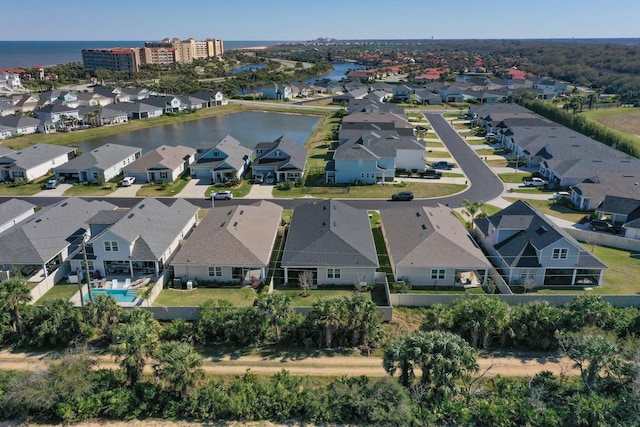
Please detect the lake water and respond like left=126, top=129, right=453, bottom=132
left=303, top=62, right=368, bottom=83
left=229, top=63, right=266, bottom=74
left=77, top=111, right=321, bottom=153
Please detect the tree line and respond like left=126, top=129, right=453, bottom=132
left=2, top=274, right=640, bottom=425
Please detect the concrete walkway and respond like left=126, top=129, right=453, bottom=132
left=246, top=183, right=274, bottom=199
left=176, top=178, right=209, bottom=199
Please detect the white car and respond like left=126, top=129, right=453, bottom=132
left=553, top=191, right=570, bottom=200
left=486, top=132, right=496, bottom=138
left=212, top=190, right=233, bottom=200
left=121, top=176, right=136, bottom=187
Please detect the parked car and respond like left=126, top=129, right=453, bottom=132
left=45, top=176, right=65, bottom=189
left=486, top=132, right=496, bottom=138
left=589, top=219, right=622, bottom=234
left=523, top=177, right=548, bottom=187
left=552, top=191, right=570, bottom=200
left=391, top=191, right=414, bottom=201
left=420, top=168, right=442, bottom=178
left=212, top=190, right=233, bottom=200
left=432, top=161, right=455, bottom=170
left=121, top=176, right=136, bottom=187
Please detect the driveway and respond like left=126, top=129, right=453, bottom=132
left=177, top=178, right=209, bottom=199
left=107, top=184, right=141, bottom=198
left=34, top=183, right=72, bottom=197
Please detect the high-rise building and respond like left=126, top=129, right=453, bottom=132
left=82, top=48, right=141, bottom=72
left=146, top=37, right=224, bottom=64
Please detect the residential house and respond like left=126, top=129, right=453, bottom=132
left=190, top=135, right=252, bottom=183
left=54, top=143, right=142, bottom=183
left=413, top=89, right=442, bottom=105
left=0, top=125, right=12, bottom=140
left=326, top=133, right=425, bottom=184
left=571, top=172, right=640, bottom=211
left=0, top=143, right=76, bottom=182
left=0, top=198, right=36, bottom=234
left=259, top=83, right=292, bottom=100
left=110, top=101, right=164, bottom=119
left=251, top=135, right=306, bottom=184
left=0, top=114, right=42, bottom=137
left=142, top=95, right=184, bottom=113
left=0, top=98, right=17, bottom=117
left=339, top=112, right=414, bottom=143
left=171, top=201, right=283, bottom=284
left=191, top=90, right=228, bottom=106
left=76, top=91, right=113, bottom=107
left=123, top=144, right=196, bottom=183
left=0, top=198, right=116, bottom=279
left=597, top=195, right=640, bottom=239
left=391, top=84, right=413, bottom=102
left=35, top=103, right=80, bottom=125
left=178, top=95, right=207, bottom=110
left=10, top=94, right=39, bottom=113
left=70, top=198, right=198, bottom=278
left=97, top=105, right=129, bottom=126
left=281, top=199, right=379, bottom=285
left=474, top=200, right=607, bottom=286
left=380, top=205, right=492, bottom=286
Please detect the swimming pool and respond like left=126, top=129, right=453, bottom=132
left=84, top=288, right=138, bottom=303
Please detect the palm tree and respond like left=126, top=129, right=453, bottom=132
left=310, top=298, right=345, bottom=348
left=154, top=341, right=204, bottom=398
left=110, top=308, right=158, bottom=387
left=461, top=199, right=485, bottom=228
left=254, top=291, right=293, bottom=344
left=85, top=294, right=124, bottom=341
left=383, top=337, right=416, bottom=387
left=0, top=275, right=32, bottom=335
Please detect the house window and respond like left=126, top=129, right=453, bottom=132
left=520, top=269, right=535, bottom=281
left=85, top=260, right=95, bottom=272
left=431, top=269, right=445, bottom=279
left=92, top=172, right=99, bottom=179
left=327, top=268, right=341, bottom=279
left=552, top=248, right=568, bottom=259
left=208, top=266, right=222, bottom=277
left=104, top=241, right=119, bottom=252
left=159, top=172, right=168, bottom=179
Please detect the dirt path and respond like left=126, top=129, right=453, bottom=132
left=0, top=350, right=578, bottom=378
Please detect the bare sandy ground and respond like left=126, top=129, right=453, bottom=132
left=0, top=350, right=578, bottom=378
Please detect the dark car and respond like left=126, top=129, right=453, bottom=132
left=420, top=168, right=442, bottom=178
left=589, top=219, right=622, bottom=234
left=391, top=191, right=414, bottom=201
left=431, top=161, right=455, bottom=170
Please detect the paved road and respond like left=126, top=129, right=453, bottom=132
left=0, top=113, right=506, bottom=211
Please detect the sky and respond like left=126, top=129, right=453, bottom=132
left=2, top=0, right=638, bottom=41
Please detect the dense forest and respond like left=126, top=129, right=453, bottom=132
left=2, top=273, right=640, bottom=425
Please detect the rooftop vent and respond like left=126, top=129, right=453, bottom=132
left=421, top=224, right=427, bottom=230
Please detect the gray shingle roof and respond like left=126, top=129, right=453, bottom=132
left=172, top=200, right=282, bottom=267
left=94, top=198, right=198, bottom=261
left=56, top=143, right=141, bottom=172
left=123, top=145, right=195, bottom=172
left=478, top=200, right=606, bottom=269
left=0, top=198, right=117, bottom=264
left=281, top=200, right=378, bottom=268
left=0, top=143, right=75, bottom=170
left=0, top=198, right=35, bottom=227
left=381, top=205, right=491, bottom=269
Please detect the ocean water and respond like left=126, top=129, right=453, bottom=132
left=0, top=40, right=286, bottom=69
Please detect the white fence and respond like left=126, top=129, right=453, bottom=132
left=567, top=229, right=640, bottom=252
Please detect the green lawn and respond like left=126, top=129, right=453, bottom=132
left=476, top=148, right=508, bottom=156
left=486, top=158, right=508, bottom=167
left=426, top=151, right=453, bottom=158
left=372, top=226, right=394, bottom=284
left=0, top=173, right=54, bottom=196
left=204, top=179, right=252, bottom=199
left=498, top=172, right=533, bottom=183
left=465, top=138, right=489, bottom=145
left=37, top=283, right=79, bottom=304
left=425, top=141, right=444, bottom=148
left=154, top=287, right=259, bottom=307
left=136, top=177, right=190, bottom=197
left=63, top=182, right=117, bottom=196
left=274, top=182, right=465, bottom=199
left=276, top=288, right=371, bottom=306
left=406, top=287, right=485, bottom=295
